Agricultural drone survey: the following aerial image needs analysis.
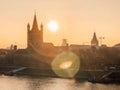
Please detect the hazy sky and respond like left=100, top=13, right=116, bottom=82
left=0, top=0, right=120, bottom=48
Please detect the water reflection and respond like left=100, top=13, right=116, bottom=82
left=0, top=75, right=120, bottom=90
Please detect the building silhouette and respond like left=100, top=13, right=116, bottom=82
left=27, top=14, right=101, bottom=54
left=27, top=13, right=43, bottom=50
left=91, top=32, right=99, bottom=47
left=27, top=13, right=57, bottom=57
left=62, top=39, right=68, bottom=46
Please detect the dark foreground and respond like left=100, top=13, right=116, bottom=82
left=0, top=66, right=120, bottom=84
left=0, top=47, right=120, bottom=83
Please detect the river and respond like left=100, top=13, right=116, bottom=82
left=0, top=75, right=119, bottom=90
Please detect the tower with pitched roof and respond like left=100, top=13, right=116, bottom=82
left=91, top=32, right=99, bottom=47
left=27, top=13, right=43, bottom=50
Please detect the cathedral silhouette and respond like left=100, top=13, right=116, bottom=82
left=26, top=13, right=99, bottom=56
left=27, top=13, right=43, bottom=50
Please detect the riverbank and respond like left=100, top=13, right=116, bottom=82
left=1, top=66, right=120, bottom=83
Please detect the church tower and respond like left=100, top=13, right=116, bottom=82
left=27, top=13, right=43, bottom=50
left=91, top=32, right=99, bottom=47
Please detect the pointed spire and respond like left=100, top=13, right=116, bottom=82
left=93, top=32, right=97, bottom=40
left=32, top=12, right=39, bottom=31
left=91, top=32, right=99, bottom=46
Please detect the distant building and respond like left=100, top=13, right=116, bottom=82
left=27, top=13, right=43, bottom=50
left=114, top=43, right=120, bottom=50
left=69, top=44, right=91, bottom=51
left=62, top=39, right=68, bottom=47
left=91, top=32, right=99, bottom=47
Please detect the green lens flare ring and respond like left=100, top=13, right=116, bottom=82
left=52, top=51, right=80, bottom=78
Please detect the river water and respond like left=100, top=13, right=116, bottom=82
left=0, top=75, right=120, bottom=90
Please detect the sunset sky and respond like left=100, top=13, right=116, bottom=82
left=0, top=0, right=120, bottom=48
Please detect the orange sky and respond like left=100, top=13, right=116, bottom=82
left=0, top=0, right=120, bottom=48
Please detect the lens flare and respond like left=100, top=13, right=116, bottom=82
left=52, top=51, right=80, bottom=78
left=59, top=61, right=73, bottom=69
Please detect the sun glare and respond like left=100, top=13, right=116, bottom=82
left=47, top=21, right=59, bottom=32
left=59, top=61, right=73, bottom=69
left=60, top=61, right=72, bottom=69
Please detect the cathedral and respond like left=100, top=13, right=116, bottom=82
left=27, top=14, right=56, bottom=56
left=91, top=32, right=99, bottom=47
left=27, top=13, right=43, bottom=50
left=27, top=13, right=99, bottom=54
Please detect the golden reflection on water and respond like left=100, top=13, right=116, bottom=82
left=0, top=75, right=120, bottom=90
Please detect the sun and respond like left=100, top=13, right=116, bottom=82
left=47, top=21, right=59, bottom=32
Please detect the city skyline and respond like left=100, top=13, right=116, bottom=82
left=0, top=0, right=120, bottom=48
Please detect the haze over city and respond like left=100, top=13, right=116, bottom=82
left=0, top=0, right=120, bottom=48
